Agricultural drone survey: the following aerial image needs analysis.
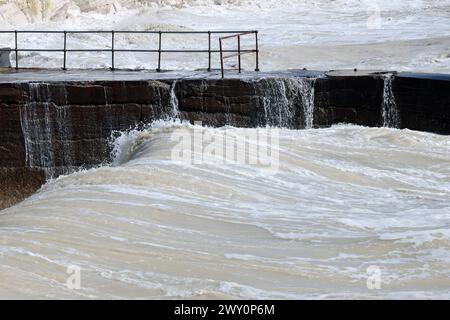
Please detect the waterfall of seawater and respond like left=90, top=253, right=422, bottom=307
left=382, top=75, right=400, bottom=128
left=299, top=78, right=316, bottom=129
left=18, top=78, right=316, bottom=181
left=255, top=77, right=316, bottom=129
left=20, top=83, right=68, bottom=178
left=19, top=81, right=176, bottom=180
left=169, top=80, right=180, bottom=119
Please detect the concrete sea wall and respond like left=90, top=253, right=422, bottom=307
left=0, top=70, right=449, bottom=208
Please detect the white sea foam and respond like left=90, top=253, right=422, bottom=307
left=1, top=0, right=449, bottom=300
left=0, top=0, right=449, bottom=71
left=1, top=123, right=449, bottom=299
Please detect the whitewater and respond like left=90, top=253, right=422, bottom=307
left=0, top=122, right=449, bottom=299
left=0, top=0, right=449, bottom=300
left=0, top=0, right=450, bottom=71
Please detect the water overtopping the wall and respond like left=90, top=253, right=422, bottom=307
left=382, top=74, right=400, bottom=128
left=254, top=77, right=316, bottom=129
left=18, top=80, right=173, bottom=178
left=15, top=73, right=446, bottom=185
left=169, top=80, right=180, bottom=118
left=20, top=83, right=61, bottom=178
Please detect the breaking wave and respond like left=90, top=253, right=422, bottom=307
left=1, top=123, right=449, bottom=299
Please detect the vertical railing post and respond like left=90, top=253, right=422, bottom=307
left=237, top=35, right=241, bottom=73
left=111, top=30, right=115, bottom=70
left=14, top=31, right=18, bottom=69
left=157, top=31, right=162, bottom=72
left=255, top=31, right=259, bottom=72
left=220, top=38, right=224, bottom=79
left=207, top=31, right=211, bottom=72
left=63, top=31, right=67, bottom=70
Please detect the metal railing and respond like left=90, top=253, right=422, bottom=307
left=220, top=31, right=259, bottom=78
left=0, top=30, right=260, bottom=75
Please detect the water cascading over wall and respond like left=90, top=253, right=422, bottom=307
left=2, top=72, right=448, bottom=210
left=20, top=83, right=69, bottom=178
left=253, top=77, right=316, bottom=129
left=381, top=74, right=400, bottom=128
left=17, top=75, right=391, bottom=180
left=171, top=77, right=317, bottom=129
left=18, top=80, right=173, bottom=177
left=14, top=74, right=446, bottom=181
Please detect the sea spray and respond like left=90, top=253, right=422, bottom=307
left=382, top=74, right=400, bottom=128
left=110, top=119, right=187, bottom=167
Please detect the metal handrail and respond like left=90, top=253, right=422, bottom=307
left=0, top=30, right=260, bottom=74
left=219, top=31, right=259, bottom=79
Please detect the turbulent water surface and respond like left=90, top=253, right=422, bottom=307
left=0, top=0, right=450, bottom=71
left=0, top=0, right=449, bottom=300
left=1, top=123, right=449, bottom=299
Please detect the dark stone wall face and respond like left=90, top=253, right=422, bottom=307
left=172, top=79, right=259, bottom=121
left=0, top=80, right=174, bottom=209
left=0, top=84, right=27, bottom=177
left=19, top=81, right=173, bottom=170
left=314, top=76, right=385, bottom=128
left=0, top=168, right=45, bottom=210
left=0, top=102, right=26, bottom=167
left=393, top=76, right=450, bottom=134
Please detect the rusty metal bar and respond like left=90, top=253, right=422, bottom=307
left=220, top=31, right=255, bottom=40
left=219, top=31, right=258, bottom=78
left=222, top=51, right=255, bottom=60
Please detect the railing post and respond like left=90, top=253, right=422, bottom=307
left=255, top=31, right=259, bottom=72
left=14, top=31, right=18, bottom=69
left=220, top=38, right=224, bottom=79
left=63, top=31, right=67, bottom=70
left=157, top=31, right=162, bottom=72
left=207, top=31, right=211, bottom=72
left=111, top=30, right=115, bottom=70
left=237, top=35, right=241, bottom=73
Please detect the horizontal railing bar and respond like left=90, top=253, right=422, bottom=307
left=17, top=49, right=112, bottom=52
left=114, top=49, right=256, bottom=53
left=2, top=29, right=260, bottom=76
left=0, top=31, right=66, bottom=34
left=0, top=30, right=257, bottom=34
left=220, top=31, right=256, bottom=40
left=160, top=49, right=251, bottom=52
left=222, top=51, right=256, bottom=59
left=113, top=31, right=257, bottom=34
left=14, top=49, right=257, bottom=53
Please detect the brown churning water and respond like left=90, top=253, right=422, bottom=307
left=1, top=122, right=449, bottom=299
